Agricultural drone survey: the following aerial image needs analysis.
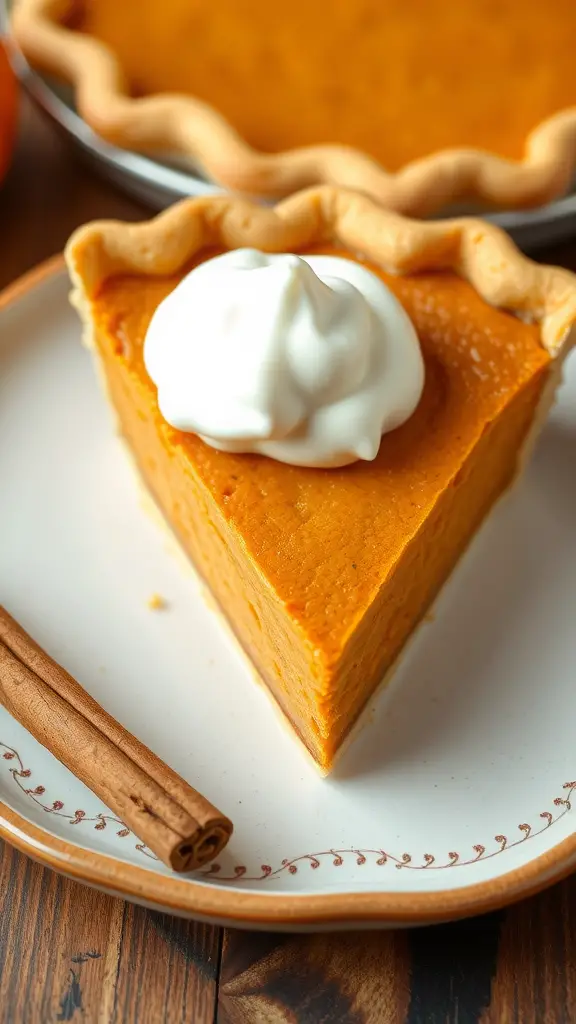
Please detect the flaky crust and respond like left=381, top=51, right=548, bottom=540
left=13, top=0, right=576, bottom=217
left=65, top=186, right=576, bottom=358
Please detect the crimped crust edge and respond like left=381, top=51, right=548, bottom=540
left=65, top=186, right=576, bottom=358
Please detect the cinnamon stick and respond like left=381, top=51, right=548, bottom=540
left=0, top=605, right=232, bottom=871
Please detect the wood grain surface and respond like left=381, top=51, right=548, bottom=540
left=1, top=96, right=576, bottom=1024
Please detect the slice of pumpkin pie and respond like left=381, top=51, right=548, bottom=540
left=65, top=188, right=576, bottom=771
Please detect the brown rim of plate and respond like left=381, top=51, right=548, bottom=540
left=0, top=253, right=576, bottom=926
left=11, top=0, right=576, bottom=218
left=1, top=798, right=576, bottom=927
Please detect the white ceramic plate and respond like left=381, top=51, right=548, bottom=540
left=0, top=261, right=575, bottom=930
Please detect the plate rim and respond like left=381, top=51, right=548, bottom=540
left=2, top=798, right=576, bottom=928
left=1, top=256, right=576, bottom=928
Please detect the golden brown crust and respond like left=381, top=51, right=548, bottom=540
left=12, top=0, right=576, bottom=217
left=65, top=186, right=576, bottom=358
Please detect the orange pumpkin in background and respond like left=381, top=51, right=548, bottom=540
left=0, top=41, right=17, bottom=184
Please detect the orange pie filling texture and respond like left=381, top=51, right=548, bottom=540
left=79, top=0, right=576, bottom=169
left=91, top=248, right=551, bottom=771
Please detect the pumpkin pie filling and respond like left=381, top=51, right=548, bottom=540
left=78, top=0, right=576, bottom=168
left=88, top=248, right=551, bottom=771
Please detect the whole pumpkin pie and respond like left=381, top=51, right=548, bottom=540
left=13, top=0, right=576, bottom=215
left=65, top=189, right=576, bottom=772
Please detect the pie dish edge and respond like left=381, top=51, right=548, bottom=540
left=12, top=0, right=576, bottom=217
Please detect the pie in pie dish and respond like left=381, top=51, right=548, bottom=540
left=13, top=0, right=576, bottom=216
left=65, top=188, right=576, bottom=772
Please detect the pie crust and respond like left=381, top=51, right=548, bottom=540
left=66, top=186, right=576, bottom=357
left=13, top=0, right=576, bottom=217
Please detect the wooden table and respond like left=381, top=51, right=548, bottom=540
left=1, top=100, right=576, bottom=1024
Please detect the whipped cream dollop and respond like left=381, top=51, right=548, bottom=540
left=144, top=249, right=424, bottom=468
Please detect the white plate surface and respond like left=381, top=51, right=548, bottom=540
left=0, top=267, right=575, bottom=924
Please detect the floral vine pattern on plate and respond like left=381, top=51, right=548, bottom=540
left=0, top=742, right=154, bottom=860
left=202, top=781, right=576, bottom=881
left=1, top=739, right=574, bottom=883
